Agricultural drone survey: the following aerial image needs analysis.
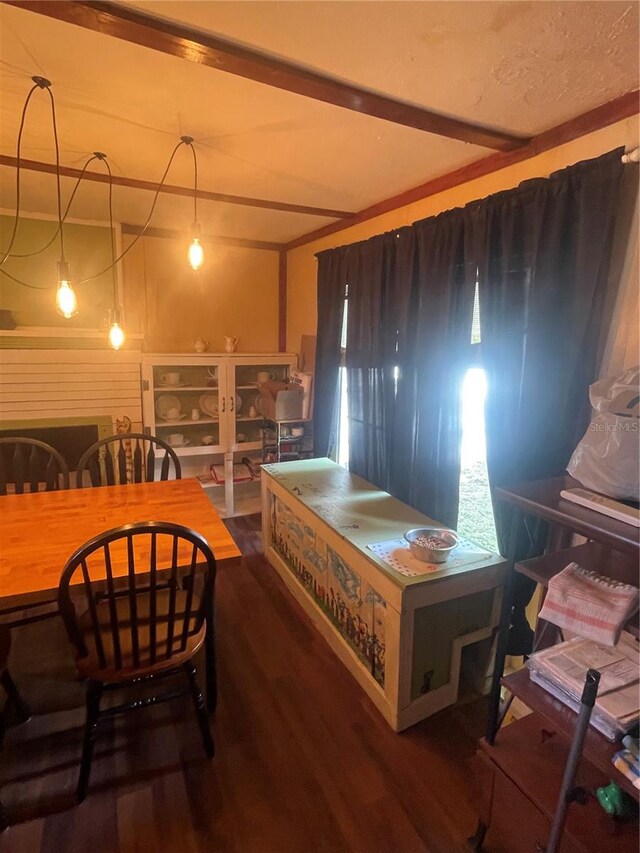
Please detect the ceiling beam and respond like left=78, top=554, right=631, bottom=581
left=0, top=154, right=353, bottom=219
left=121, top=223, right=283, bottom=252
left=5, top=0, right=530, bottom=152
left=286, top=90, right=640, bottom=250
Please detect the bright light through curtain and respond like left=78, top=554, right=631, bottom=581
left=314, top=148, right=627, bottom=568
left=474, top=147, right=626, bottom=654
left=317, top=215, right=477, bottom=529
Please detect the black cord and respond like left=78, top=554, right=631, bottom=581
left=1, top=101, right=196, bottom=290
left=46, top=86, right=65, bottom=262
left=8, top=154, right=98, bottom=259
left=0, top=155, right=110, bottom=290
left=77, top=139, right=187, bottom=284
left=189, top=141, right=198, bottom=224
left=0, top=82, right=40, bottom=266
left=102, top=156, right=119, bottom=313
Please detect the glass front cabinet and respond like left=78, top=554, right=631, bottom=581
left=142, top=353, right=297, bottom=516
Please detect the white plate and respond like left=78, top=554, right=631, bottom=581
left=156, top=394, right=182, bottom=419
left=158, top=381, right=190, bottom=388
left=254, top=394, right=264, bottom=416
left=235, top=394, right=242, bottom=415
left=199, top=393, right=219, bottom=417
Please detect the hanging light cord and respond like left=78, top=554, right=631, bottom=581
left=1, top=77, right=197, bottom=290
left=1, top=79, right=67, bottom=289
left=100, top=153, right=119, bottom=313
left=8, top=154, right=99, bottom=259
left=0, top=81, right=41, bottom=266
left=1, top=138, right=191, bottom=289
left=47, top=85, right=65, bottom=264
left=76, top=138, right=188, bottom=285
left=189, top=140, right=198, bottom=223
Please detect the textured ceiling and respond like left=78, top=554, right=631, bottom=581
left=0, top=1, right=637, bottom=243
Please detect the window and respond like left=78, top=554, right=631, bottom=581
left=457, top=283, right=498, bottom=551
left=337, top=287, right=349, bottom=467
left=336, top=279, right=498, bottom=552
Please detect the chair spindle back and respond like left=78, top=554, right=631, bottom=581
left=75, top=433, right=181, bottom=488
left=58, top=522, right=215, bottom=673
left=0, top=437, right=70, bottom=495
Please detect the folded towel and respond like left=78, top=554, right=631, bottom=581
left=538, top=562, right=639, bottom=646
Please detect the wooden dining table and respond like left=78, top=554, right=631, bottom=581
left=0, top=478, right=242, bottom=711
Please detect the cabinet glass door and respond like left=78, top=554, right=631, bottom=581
left=231, top=360, right=290, bottom=451
left=152, top=360, right=224, bottom=453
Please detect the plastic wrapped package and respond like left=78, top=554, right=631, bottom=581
left=567, top=366, right=640, bottom=500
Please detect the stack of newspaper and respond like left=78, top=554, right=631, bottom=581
left=526, top=632, right=640, bottom=742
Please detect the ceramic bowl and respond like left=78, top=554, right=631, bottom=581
left=404, top=527, right=458, bottom=563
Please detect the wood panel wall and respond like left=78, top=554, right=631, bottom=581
left=0, top=349, right=142, bottom=424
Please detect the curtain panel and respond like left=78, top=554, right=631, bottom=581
left=313, top=148, right=625, bottom=561
left=473, top=147, right=625, bottom=549
left=314, top=250, right=348, bottom=458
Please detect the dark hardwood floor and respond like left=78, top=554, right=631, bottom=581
left=1, top=513, right=487, bottom=853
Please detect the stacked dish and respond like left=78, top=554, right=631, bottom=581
left=156, top=394, right=185, bottom=421
left=199, top=393, right=219, bottom=417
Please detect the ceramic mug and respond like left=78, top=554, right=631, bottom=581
left=201, top=435, right=215, bottom=446
left=193, top=338, right=209, bottom=353
left=191, top=408, right=201, bottom=421
left=256, top=371, right=275, bottom=383
left=161, top=372, right=181, bottom=386
left=167, top=433, right=186, bottom=447
left=248, top=405, right=257, bottom=418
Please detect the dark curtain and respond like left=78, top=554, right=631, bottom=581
left=474, top=148, right=625, bottom=653
left=313, top=147, right=625, bottom=569
left=342, top=212, right=476, bottom=528
left=386, top=212, right=476, bottom=527
left=344, top=232, right=398, bottom=491
left=314, top=249, right=348, bottom=457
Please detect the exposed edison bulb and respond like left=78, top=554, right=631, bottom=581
left=188, top=236, right=204, bottom=271
left=55, top=261, right=78, bottom=318
left=188, top=222, right=204, bottom=270
left=108, top=321, right=125, bottom=350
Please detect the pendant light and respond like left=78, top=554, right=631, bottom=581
left=188, top=222, right=204, bottom=271
left=55, top=259, right=78, bottom=318
left=108, top=309, right=125, bottom=350
left=182, top=136, right=204, bottom=270
left=43, top=75, right=78, bottom=320
left=96, top=152, right=127, bottom=350
left=1, top=79, right=206, bottom=325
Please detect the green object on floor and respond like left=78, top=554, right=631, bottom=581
left=596, top=781, right=635, bottom=818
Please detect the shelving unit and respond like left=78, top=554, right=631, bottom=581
left=473, top=476, right=639, bottom=852
left=142, top=353, right=297, bottom=516
left=262, top=418, right=313, bottom=463
left=477, top=713, right=637, bottom=853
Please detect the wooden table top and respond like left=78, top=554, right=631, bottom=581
left=0, top=479, right=241, bottom=603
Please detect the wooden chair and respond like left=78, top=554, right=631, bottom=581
left=75, top=433, right=181, bottom=487
left=58, top=521, right=215, bottom=802
left=0, top=437, right=69, bottom=496
left=0, top=438, right=70, bottom=627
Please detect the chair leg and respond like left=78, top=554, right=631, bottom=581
left=77, top=679, right=103, bottom=803
left=1, top=669, right=31, bottom=724
left=184, top=662, right=214, bottom=759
